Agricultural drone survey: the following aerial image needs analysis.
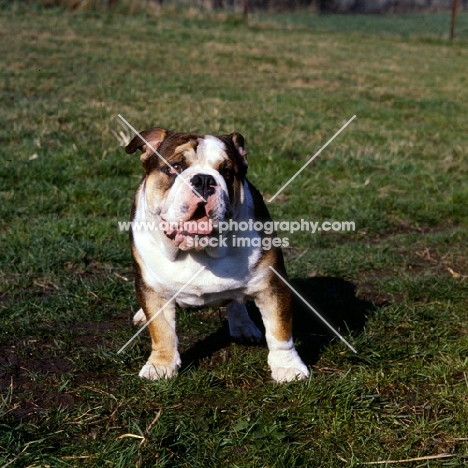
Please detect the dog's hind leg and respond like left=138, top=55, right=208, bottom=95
left=133, top=308, right=147, bottom=326
left=226, top=301, right=262, bottom=343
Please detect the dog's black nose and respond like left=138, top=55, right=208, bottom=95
left=191, top=174, right=217, bottom=199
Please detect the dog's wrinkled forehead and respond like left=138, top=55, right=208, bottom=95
left=156, top=133, right=230, bottom=169
left=157, top=132, right=199, bottom=158
left=195, top=135, right=228, bottom=167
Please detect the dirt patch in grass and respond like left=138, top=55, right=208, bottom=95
left=71, top=318, right=130, bottom=347
left=0, top=347, right=76, bottom=419
left=400, top=246, right=468, bottom=278
left=356, top=280, right=399, bottom=304
left=0, top=352, right=72, bottom=389
left=0, top=312, right=131, bottom=417
left=354, top=270, right=401, bottom=304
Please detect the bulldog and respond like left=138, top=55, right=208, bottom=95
left=125, top=127, right=309, bottom=383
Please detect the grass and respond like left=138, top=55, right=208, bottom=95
left=255, top=11, right=468, bottom=39
left=1, top=4, right=468, bottom=467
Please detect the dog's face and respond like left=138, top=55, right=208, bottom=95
left=126, top=128, right=248, bottom=250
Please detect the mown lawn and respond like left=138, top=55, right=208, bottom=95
left=0, top=4, right=467, bottom=467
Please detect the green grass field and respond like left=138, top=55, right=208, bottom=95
left=1, top=4, right=467, bottom=466
left=257, top=11, right=468, bottom=39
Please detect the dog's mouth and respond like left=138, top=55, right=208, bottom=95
left=164, top=202, right=215, bottom=247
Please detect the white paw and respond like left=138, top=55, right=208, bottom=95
left=271, top=364, right=310, bottom=383
left=139, top=361, right=179, bottom=380
left=133, top=308, right=147, bottom=326
left=267, top=339, right=310, bottom=383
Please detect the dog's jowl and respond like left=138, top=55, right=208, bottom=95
left=125, top=127, right=309, bottom=383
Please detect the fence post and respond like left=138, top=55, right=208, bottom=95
left=243, top=0, right=249, bottom=19
left=450, top=0, right=458, bottom=39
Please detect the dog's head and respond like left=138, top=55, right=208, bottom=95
left=126, top=127, right=248, bottom=250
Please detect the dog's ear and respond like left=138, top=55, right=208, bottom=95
left=229, top=132, right=248, bottom=166
left=125, top=127, right=169, bottom=164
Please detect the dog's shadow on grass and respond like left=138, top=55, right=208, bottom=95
left=286, top=277, right=376, bottom=365
left=180, top=277, right=379, bottom=371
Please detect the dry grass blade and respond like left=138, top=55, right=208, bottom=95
left=145, top=409, right=162, bottom=435
left=80, top=386, right=117, bottom=401
left=1, top=443, right=30, bottom=468
left=361, top=453, right=455, bottom=465
left=447, top=267, right=467, bottom=279
left=115, top=433, right=146, bottom=440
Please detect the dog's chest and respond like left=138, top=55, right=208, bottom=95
left=133, top=230, right=262, bottom=306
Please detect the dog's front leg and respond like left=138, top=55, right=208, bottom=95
left=254, top=278, right=309, bottom=383
left=137, top=288, right=181, bottom=380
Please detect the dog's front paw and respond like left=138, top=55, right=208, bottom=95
left=139, top=362, right=179, bottom=380
left=133, top=308, right=147, bottom=326
left=139, top=352, right=181, bottom=380
left=268, top=342, right=310, bottom=383
left=270, top=364, right=310, bottom=383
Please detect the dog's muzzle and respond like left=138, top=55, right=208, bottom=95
left=160, top=172, right=228, bottom=250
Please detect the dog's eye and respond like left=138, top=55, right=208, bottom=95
left=164, top=163, right=183, bottom=175
left=220, top=167, right=232, bottom=180
left=172, top=163, right=183, bottom=174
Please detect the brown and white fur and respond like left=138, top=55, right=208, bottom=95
left=125, top=127, right=309, bottom=383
